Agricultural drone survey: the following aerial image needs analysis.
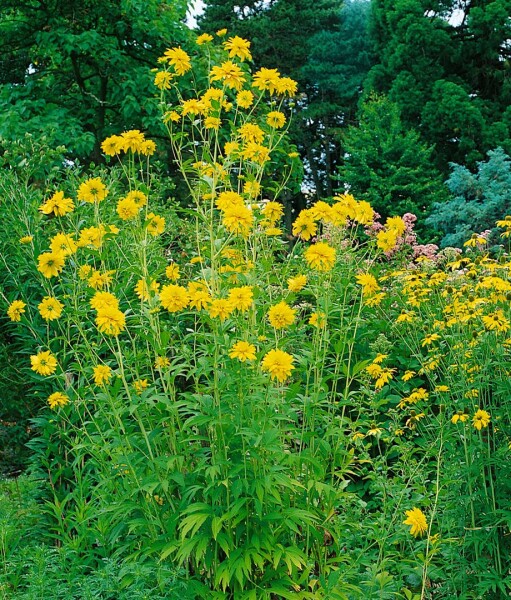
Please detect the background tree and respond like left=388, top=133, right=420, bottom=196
left=367, top=0, right=511, bottom=173
left=0, top=0, right=190, bottom=162
left=426, top=147, right=511, bottom=247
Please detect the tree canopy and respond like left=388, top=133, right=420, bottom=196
left=0, top=0, right=190, bottom=162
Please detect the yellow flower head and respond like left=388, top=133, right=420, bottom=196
left=93, top=364, right=112, bottom=386
left=275, top=77, right=298, bottom=97
left=228, top=286, right=254, bottom=312
left=77, top=177, right=109, bottom=203
left=236, top=90, right=254, bottom=109
left=239, top=122, right=265, bottom=144
left=210, top=61, right=246, bottom=90
left=208, top=298, right=234, bottom=320
left=133, top=379, right=149, bottom=395
left=135, top=279, right=160, bottom=301
left=292, top=209, right=317, bottom=240
left=124, top=190, right=148, bottom=207
left=287, top=274, right=307, bottom=292
left=304, top=242, right=336, bottom=272
left=229, top=340, right=256, bottom=362
left=147, top=212, right=165, bottom=236
left=95, top=306, right=126, bottom=336
left=159, top=284, right=189, bottom=312
left=196, top=33, right=213, bottom=45
left=268, top=301, right=296, bottom=329
left=224, top=36, right=252, bottom=61
left=77, top=226, right=104, bottom=249
left=37, top=252, right=65, bottom=278
left=377, top=229, right=399, bottom=252
left=356, top=273, right=380, bottom=296
left=473, top=409, right=490, bottom=430
left=116, top=197, right=140, bottom=220
left=38, top=297, right=64, bottom=321
left=165, top=263, right=180, bottom=281
left=403, top=508, right=428, bottom=537
left=90, top=291, right=119, bottom=311
left=31, top=350, right=58, bottom=376
left=101, top=135, right=124, bottom=156
left=266, top=111, right=286, bottom=128
left=162, top=47, right=191, bottom=76
left=261, top=348, right=295, bottom=382
left=47, top=391, right=69, bottom=410
left=7, top=300, right=26, bottom=322
left=19, top=235, right=33, bottom=244
left=154, top=70, right=173, bottom=90
left=39, top=191, right=75, bottom=216
left=155, top=356, right=171, bottom=369
left=222, top=204, right=254, bottom=236
left=252, top=68, right=281, bottom=94
left=50, top=233, right=77, bottom=257
left=216, top=191, right=245, bottom=212
left=241, top=142, right=270, bottom=164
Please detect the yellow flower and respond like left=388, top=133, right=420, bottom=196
left=268, top=301, right=296, bottom=329
left=95, top=306, right=126, bottom=336
left=204, top=116, right=221, bottom=129
left=216, top=28, right=227, bottom=36
left=229, top=341, right=256, bottom=362
left=182, top=98, right=206, bottom=117
left=266, top=111, right=286, bottom=128
left=353, top=201, right=374, bottom=225
left=377, top=229, right=398, bottom=252
left=222, top=204, right=254, bottom=236
left=451, top=412, right=469, bottom=424
left=356, top=273, right=380, bottom=296
left=31, top=350, right=58, bottom=376
left=141, top=140, right=156, bottom=156
left=133, top=379, right=149, bottom=395
left=241, top=142, right=270, bottom=164
left=116, top=197, right=140, bottom=220
left=421, top=333, right=440, bottom=347
left=159, top=284, right=189, bottom=312
left=210, top=61, right=246, bottom=90
left=236, top=90, right=254, bottom=109
left=154, top=70, right=173, bottom=90
left=196, top=33, right=213, bottom=45
left=165, top=264, right=180, bottom=281
left=189, top=289, right=211, bottom=310
left=385, top=216, right=406, bottom=236
left=155, top=356, right=170, bottom=369
left=37, top=252, right=65, bottom=278
left=275, top=77, right=298, bottom=97
left=77, top=226, right=104, bottom=248
left=252, top=67, right=281, bottom=94
left=261, top=348, right=295, bottom=382
left=166, top=111, right=181, bottom=123
left=261, top=201, right=283, bottom=222
left=304, top=242, right=336, bottom=272
left=19, top=235, right=33, bottom=244
left=292, top=209, right=317, bottom=240
left=121, top=129, right=146, bottom=152
left=38, top=297, right=64, bottom=321
left=77, top=177, right=108, bottom=203
left=39, top=191, right=74, bottom=216
left=90, top=291, right=118, bottom=312
left=162, top=47, right=191, bottom=75
left=228, top=286, right=254, bottom=312
left=49, top=233, right=77, bottom=256
left=88, top=269, right=114, bottom=290
left=473, top=409, right=490, bottom=430
left=47, top=391, right=69, bottom=410
left=93, top=365, right=112, bottom=386
left=309, top=311, right=326, bottom=328
left=135, top=279, right=160, bottom=301
left=224, top=35, right=252, bottom=61
left=239, top=122, right=265, bottom=144
left=101, top=135, right=124, bottom=156
left=375, top=367, right=395, bottom=389
left=243, top=180, right=261, bottom=198
left=287, top=274, right=307, bottom=292
left=7, top=300, right=26, bottom=322
left=310, top=201, right=333, bottom=223
left=147, top=212, right=165, bottom=236
left=402, top=370, right=416, bottom=382
left=208, top=298, right=234, bottom=320
left=216, top=191, right=245, bottom=212
left=403, top=508, right=428, bottom=537
left=124, top=190, right=148, bottom=207
left=482, top=310, right=510, bottom=333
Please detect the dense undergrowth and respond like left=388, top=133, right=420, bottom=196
left=1, top=32, right=511, bottom=599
